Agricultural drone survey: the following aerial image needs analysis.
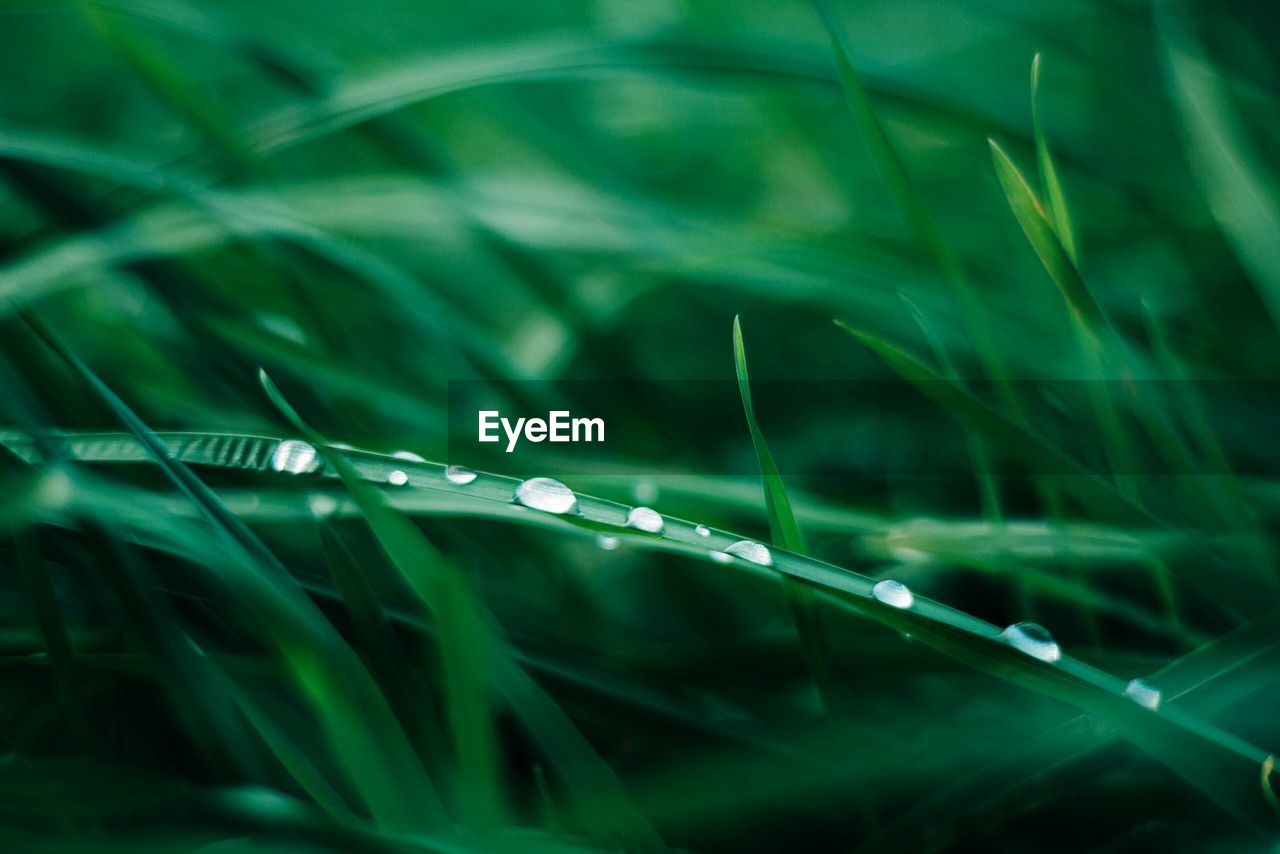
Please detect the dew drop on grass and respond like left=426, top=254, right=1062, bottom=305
left=387, top=470, right=408, bottom=486
left=872, top=579, right=914, bottom=609
left=724, top=540, right=773, bottom=567
left=626, top=506, right=664, bottom=534
left=1000, top=622, right=1061, bottom=662
left=694, top=524, right=711, bottom=537
left=444, top=465, right=477, bottom=485
left=596, top=534, right=620, bottom=551
left=709, top=551, right=733, bottom=564
left=308, top=494, right=338, bottom=518
left=392, top=450, right=426, bottom=462
left=1124, top=678, right=1161, bottom=710
left=514, top=477, right=578, bottom=515
left=270, top=440, right=319, bottom=475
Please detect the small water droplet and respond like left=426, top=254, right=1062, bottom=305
left=1000, top=622, right=1061, bottom=663
left=709, top=550, right=733, bottom=564
left=632, top=480, right=659, bottom=504
left=444, top=465, right=477, bottom=485
left=724, top=540, right=773, bottom=567
left=392, top=450, right=426, bottom=462
left=596, top=534, right=620, bottom=551
left=694, top=524, right=711, bottom=537
left=387, top=470, right=408, bottom=486
left=514, top=477, right=578, bottom=515
left=308, top=494, right=338, bottom=517
left=626, top=506, right=664, bottom=534
left=270, top=440, right=319, bottom=475
left=872, top=579, right=914, bottom=609
left=1124, top=678, right=1161, bottom=711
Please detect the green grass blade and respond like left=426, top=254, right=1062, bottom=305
left=989, top=139, right=1105, bottom=331
left=732, top=318, right=805, bottom=552
left=733, top=316, right=833, bottom=709
left=1030, top=53, right=1078, bottom=265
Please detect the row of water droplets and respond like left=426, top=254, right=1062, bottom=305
left=269, top=441, right=1163, bottom=712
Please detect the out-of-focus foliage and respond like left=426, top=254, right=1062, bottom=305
left=1, top=0, right=1279, bottom=850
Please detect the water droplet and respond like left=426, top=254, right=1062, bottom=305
left=392, top=450, right=426, bottom=462
left=724, top=540, right=773, bottom=567
left=270, top=440, right=319, bottom=475
left=387, top=470, right=408, bottom=486
left=694, top=524, right=711, bottom=537
left=632, top=480, right=659, bottom=504
left=626, top=506, right=664, bottom=534
left=1124, top=678, right=1161, bottom=711
left=514, top=477, right=578, bottom=515
left=596, top=534, right=620, bottom=551
left=1000, top=622, right=1061, bottom=663
left=872, top=579, right=914, bottom=609
left=308, top=494, right=338, bottom=517
left=444, top=465, right=477, bottom=485
left=709, top=550, right=733, bottom=564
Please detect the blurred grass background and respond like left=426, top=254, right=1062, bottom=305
left=1, top=0, right=1279, bottom=850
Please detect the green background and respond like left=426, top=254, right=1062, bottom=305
left=1, top=0, right=1278, bottom=850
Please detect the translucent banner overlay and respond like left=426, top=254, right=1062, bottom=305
left=447, top=380, right=1280, bottom=477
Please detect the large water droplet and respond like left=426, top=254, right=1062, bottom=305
left=514, top=477, right=578, bottom=515
left=1124, top=678, right=1161, bottom=711
left=626, top=506, right=664, bottom=534
left=392, top=450, right=426, bottom=462
left=387, top=470, right=408, bottom=486
left=709, top=550, right=733, bottom=564
left=694, top=524, right=711, bottom=537
left=444, top=465, right=477, bottom=485
left=271, top=440, right=319, bottom=475
left=872, top=579, right=914, bottom=609
left=724, top=540, right=773, bottom=567
left=596, top=534, right=620, bottom=551
left=1000, top=622, right=1061, bottom=663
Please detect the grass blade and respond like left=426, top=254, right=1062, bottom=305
left=733, top=316, right=833, bottom=709
left=989, top=139, right=1105, bottom=332
left=1031, top=53, right=1078, bottom=265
